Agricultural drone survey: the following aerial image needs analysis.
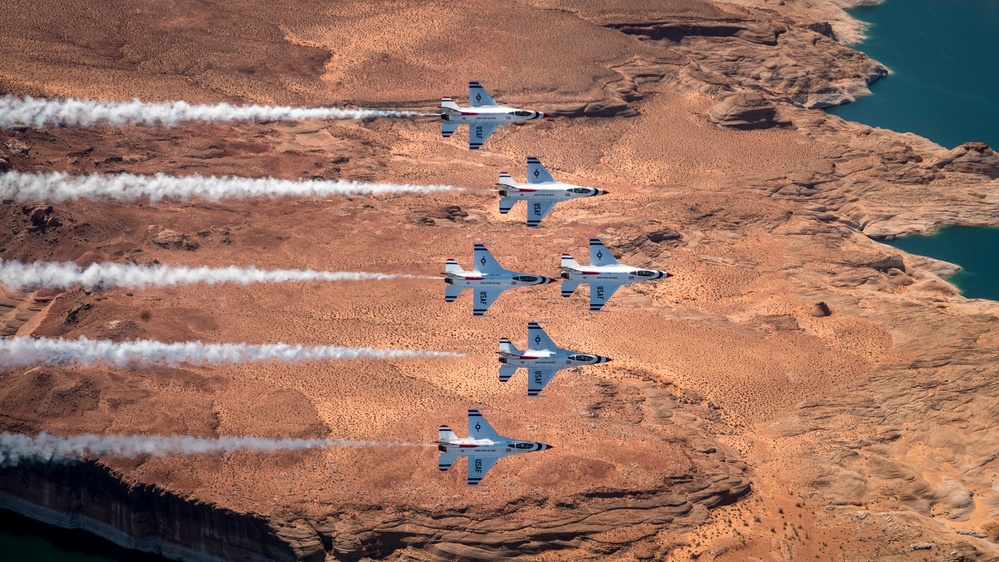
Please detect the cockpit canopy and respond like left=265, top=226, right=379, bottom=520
left=513, top=110, right=534, bottom=117
left=510, top=442, right=535, bottom=449
left=568, top=187, right=591, bottom=194
left=568, top=354, right=594, bottom=362
left=513, top=275, right=539, bottom=283
left=631, top=270, right=659, bottom=277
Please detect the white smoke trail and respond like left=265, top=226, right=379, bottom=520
left=0, top=171, right=459, bottom=203
left=0, top=259, right=432, bottom=291
left=0, top=95, right=432, bottom=128
left=0, top=433, right=432, bottom=467
left=0, top=337, right=464, bottom=370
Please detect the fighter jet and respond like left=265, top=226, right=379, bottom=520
left=498, top=322, right=611, bottom=396
left=561, top=238, right=671, bottom=312
left=498, top=156, right=608, bottom=227
left=444, top=243, right=553, bottom=316
left=441, top=81, right=544, bottom=150
left=438, top=409, right=552, bottom=486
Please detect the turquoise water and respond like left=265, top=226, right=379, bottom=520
left=885, top=226, right=999, bottom=300
left=828, top=0, right=999, bottom=300
left=827, top=0, right=999, bottom=149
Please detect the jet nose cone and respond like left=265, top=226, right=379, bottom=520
left=540, top=443, right=553, bottom=450
left=540, top=277, right=555, bottom=284
left=597, top=189, right=609, bottom=196
left=537, top=111, right=545, bottom=119
left=602, top=357, right=612, bottom=363
left=663, top=271, right=672, bottom=279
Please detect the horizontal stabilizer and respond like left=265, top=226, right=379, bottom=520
left=561, top=279, right=580, bottom=298
left=499, top=365, right=518, bottom=382
left=444, top=284, right=463, bottom=303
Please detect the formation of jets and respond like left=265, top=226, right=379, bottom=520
left=435, top=82, right=674, bottom=485
left=443, top=239, right=667, bottom=315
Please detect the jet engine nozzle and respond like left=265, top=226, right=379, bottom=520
left=560, top=272, right=570, bottom=280
left=437, top=443, right=447, bottom=452
left=440, top=113, right=449, bottom=121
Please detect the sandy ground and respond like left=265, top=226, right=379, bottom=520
left=1, top=0, right=999, bottom=560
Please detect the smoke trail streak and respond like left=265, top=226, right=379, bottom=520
left=0, top=95, right=433, bottom=128
left=0, top=433, right=432, bottom=467
left=0, top=171, right=459, bottom=203
left=0, top=337, right=464, bottom=369
left=0, top=259, right=433, bottom=290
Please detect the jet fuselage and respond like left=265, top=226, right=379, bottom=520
left=437, top=438, right=550, bottom=455
left=441, top=105, right=543, bottom=124
left=498, top=349, right=609, bottom=370
left=560, top=264, right=669, bottom=284
left=444, top=270, right=551, bottom=289
left=498, top=180, right=606, bottom=203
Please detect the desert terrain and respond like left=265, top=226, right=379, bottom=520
left=1, top=0, right=998, bottom=560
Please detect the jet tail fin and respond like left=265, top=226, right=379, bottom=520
left=444, top=259, right=464, bottom=275
left=438, top=425, right=459, bottom=443
left=441, top=98, right=460, bottom=113
left=561, top=254, right=581, bottom=270
left=498, top=173, right=516, bottom=188
left=499, top=338, right=521, bottom=356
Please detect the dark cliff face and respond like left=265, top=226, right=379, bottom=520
left=0, top=461, right=323, bottom=562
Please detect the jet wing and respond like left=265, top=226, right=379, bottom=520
left=469, top=122, right=499, bottom=150
left=471, top=288, right=503, bottom=316
left=589, top=238, right=620, bottom=266
left=527, top=322, right=558, bottom=351
left=468, top=409, right=501, bottom=440
left=467, top=455, right=500, bottom=486
left=473, top=243, right=504, bottom=274
left=468, top=81, right=498, bottom=107
left=589, top=282, right=622, bottom=312
left=527, top=157, right=556, bottom=183
left=441, top=122, right=458, bottom=138
left=526, top=200, right=557, bottom=227
left=527, top=367, right=559, bottom=397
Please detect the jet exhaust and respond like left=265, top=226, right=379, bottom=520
left=0, top=259, right=434, bottom=291
left=0, top=337, right=465, bottom=370
left=0, top=171, right=459, bottom=203
left=0, top=95, right=433, bottom=128
left=0, top=432, right=433, bottom=467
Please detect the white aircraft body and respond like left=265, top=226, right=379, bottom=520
left=438, top=409, right=552, bottom=486
left=499, top=322, right=611, bottom=397
left=497, top=156, right=608, bottom=227
left=561, top=238, right=671, bottom=312
left=444, top=243, right=553, bottom=316
left=441, top=81, right=544, bottom=150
